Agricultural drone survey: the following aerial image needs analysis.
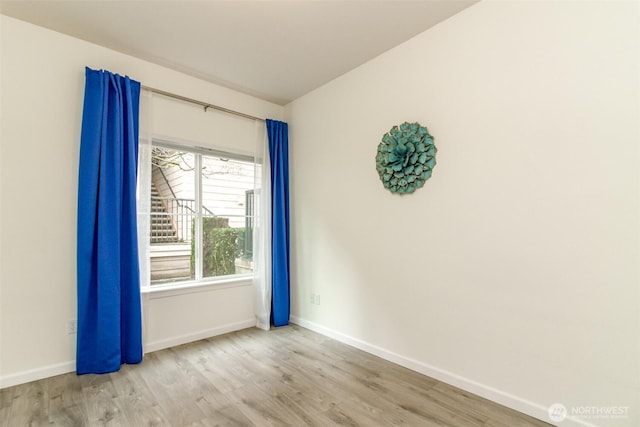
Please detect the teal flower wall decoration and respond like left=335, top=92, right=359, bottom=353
left=375, top=122, right=437, bottom=194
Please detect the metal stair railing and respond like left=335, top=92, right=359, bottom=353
left=151, top=168, right=217, bottom=244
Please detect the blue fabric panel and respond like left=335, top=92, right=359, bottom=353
left=77, top=67, right=142, bottom=374
left=266, top=119, right=290, bottom=327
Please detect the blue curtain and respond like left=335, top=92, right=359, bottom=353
left=77, top=67, right=142, bottom=374
left=266, top=119, right=290, bottom=327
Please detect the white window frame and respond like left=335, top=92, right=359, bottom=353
left=144, top=138, right=255, bottom=293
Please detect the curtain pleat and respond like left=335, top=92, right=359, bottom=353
left=77, top=67, right=143, bottom=374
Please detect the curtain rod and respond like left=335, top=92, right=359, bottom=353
left=141, top=85, right=265, bottom=122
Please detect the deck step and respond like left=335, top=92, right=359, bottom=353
left=150, top=181, right=178, bottom=243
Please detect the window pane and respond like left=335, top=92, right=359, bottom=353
left=150, top=147, right=196, bottom=285
left=201, top=155, right=254, bottom=278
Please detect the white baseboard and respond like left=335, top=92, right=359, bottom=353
left=143, top=318, right=256, bottom=353
left=290, top=315, right=599, bottom=427
left=1, top=318, right=257, bottom=390
left=0, top=361, right=75, bottom=389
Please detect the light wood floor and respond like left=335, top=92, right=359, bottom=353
left=1, top=325, right=551, bottom=426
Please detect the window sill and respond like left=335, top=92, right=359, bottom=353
left=141, top=275, right=253, bottom=299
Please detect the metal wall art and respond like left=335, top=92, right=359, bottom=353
left=375, top=122, right=436, bottom=194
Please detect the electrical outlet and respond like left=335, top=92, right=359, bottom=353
left=67, top=319, right=77, bottom=334
left=309, top=293, right=321, bottom=305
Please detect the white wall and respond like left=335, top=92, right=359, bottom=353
left=286, top=1, right=639, bottom=426
left=0, top=15, right=283, bottom=387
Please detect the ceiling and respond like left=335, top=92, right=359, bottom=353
left=0, top=0, right=477, bottom=105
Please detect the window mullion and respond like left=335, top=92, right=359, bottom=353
left=194, top=154, right=203, bottom=281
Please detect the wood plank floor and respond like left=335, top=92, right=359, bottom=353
left=0, top=325, right=551, bottom=426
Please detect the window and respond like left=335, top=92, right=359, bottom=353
left=149, top=142, right=254, bottom=286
